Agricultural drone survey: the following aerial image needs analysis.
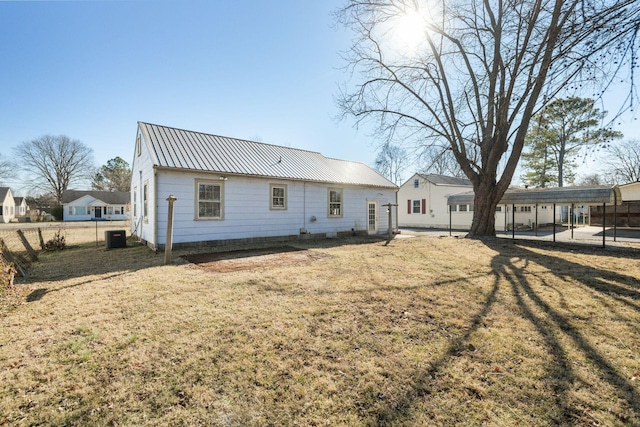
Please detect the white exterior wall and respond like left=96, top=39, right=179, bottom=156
left=398, top=174, right=472, bottom=229
left=398, top=174, right=558, bottom=231
left=131, top=129, right=157, bottom=246
left=16, top=200, right=27, bottom=217
left=620, top=182, right=640, bottom=201
left=150, top=169, right=396, bottom=246
left=494, top=204, right=556, bottom=231
left=0, top=189, right=15, bottom=224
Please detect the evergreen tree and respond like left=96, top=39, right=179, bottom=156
left=92, top=157, right=132, bottom=192
left=521, top=98, right=622, bottom=187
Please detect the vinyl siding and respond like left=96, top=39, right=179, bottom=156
left=153, top=169, right=396, bottom=245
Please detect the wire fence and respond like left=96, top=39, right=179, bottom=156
left=0, top=221, right=131, bottom=254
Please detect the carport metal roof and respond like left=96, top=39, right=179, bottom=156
left=447, top=185, right=622, bottom=206
left=446, top=185, right=623, bottom=248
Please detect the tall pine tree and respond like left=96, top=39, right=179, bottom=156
left=521, top=98, right=622, bottom=187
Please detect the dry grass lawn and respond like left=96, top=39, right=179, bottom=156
left=1, top=233, right=640, bottom=426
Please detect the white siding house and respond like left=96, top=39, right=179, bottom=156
left=0, top=187, right=15, bottom=224
left=619, top=182, right=640, bottom=201
left=398, top=173, right=473, bottom=229
left=398, top=174, right=562, bottom=231
left=131, top=122, right=398, bottom=249
left=62, top=190, right=130, bottom=221
left=13, top=197, right=28, bottom=218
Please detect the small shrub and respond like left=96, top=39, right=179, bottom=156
left=44, top=230, right=67, bottom=251
left=51, top=205, right=63, bottom=221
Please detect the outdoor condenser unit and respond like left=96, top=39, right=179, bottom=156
left=105, top=230, right=126, bottom=249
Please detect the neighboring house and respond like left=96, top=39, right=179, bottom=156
left=0, top=187, right=15, bottom=224
left=398, top=173, right=473, bottom=229
left=62, top=190, right=130, bottom=221
left=619, top=181, right=640, bottom=201
left=13, top=197, right=29, bottom=218
left=131, top=122, right=398, bottom=249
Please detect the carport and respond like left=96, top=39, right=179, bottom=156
left=447, top=185, right=622, bottom=247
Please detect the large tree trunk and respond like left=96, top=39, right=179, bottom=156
left=467, top=180, right=502, bottom=237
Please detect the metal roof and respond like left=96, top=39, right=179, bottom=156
left=0, top=187, right=10, bottom=203
left=418, top=173, right=472, bottom=186
left=448, top=185, right=622, bottom=206
left=62, top=190, right=130, bottom=205
left=138, top=122, right=397, bottom=189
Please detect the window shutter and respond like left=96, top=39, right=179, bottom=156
left=422, top=199, right=426, bottom=214
left=407, top=200, right=411, bottom=214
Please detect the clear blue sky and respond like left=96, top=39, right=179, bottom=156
left=0, top=0, right=379, bottom=193
left=1, top=1, right=638, bottom=194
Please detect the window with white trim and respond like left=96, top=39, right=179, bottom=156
left=133, top=187, right=137, bottom=217
left=196, top=180, right=223, bottom=219
left=137, top=134, right=142, bottom=156
left=413, top=178, right=419, bottom=188
left=458, top=204, right=468, bottom=212
left=270, top=184, right=287, bottom=210
left=412, top=200, right=421, bottom=214
left=328, top=188, right=343, bottom=217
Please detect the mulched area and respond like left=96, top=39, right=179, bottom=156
left=183, top=246, right=331, bottom=273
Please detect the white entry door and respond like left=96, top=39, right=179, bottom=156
left=367, top=202, right=377, bottom=234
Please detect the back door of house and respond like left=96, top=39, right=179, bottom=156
left=367, top=202, right=377, bottom=234
left=94, top=207, right=102, bottom=219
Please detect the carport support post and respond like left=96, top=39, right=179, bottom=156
left=165, top=195, right=177, bottom=265
left=535, top=204, right=538, bottom=237
left=614, top=193, right=618, bottom=242
left=553, top=203, right=556, bottom=243
left=571, top=203, right=574, bottom=240
left=512, top=204, right=515, bottom=239
left=449, top=204, right=452, bottom=236
left=602, top=203, right=606, bottom=248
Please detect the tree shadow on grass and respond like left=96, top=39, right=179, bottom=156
left=26, top=271, right=130, bottom=302
left=484, top=239, right=640, bottom=425
left=370, top=238, right=640, bottom=425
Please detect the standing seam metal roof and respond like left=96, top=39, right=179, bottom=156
left=447, top=186, right=622, bottom=205
left=138, top=122, right=398, bottom=188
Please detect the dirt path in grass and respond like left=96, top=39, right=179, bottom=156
left=183, top=246, right=332, bottom=272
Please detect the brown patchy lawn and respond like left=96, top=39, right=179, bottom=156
left=1, top=235, right=640, bottom=426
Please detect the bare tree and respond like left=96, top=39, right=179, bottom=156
left=0, top=153, right=12, bottom=185
left=336, top=0, right=640, bottom=236
left=606, top=139, right=640, bottom=183
left=576, top=173, right=606, bottom=186
left=374, top=144, right=407, bottom=184
left=14, top=135, right=94, bottom=205
left=418, top=145, right=463, bottom=177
